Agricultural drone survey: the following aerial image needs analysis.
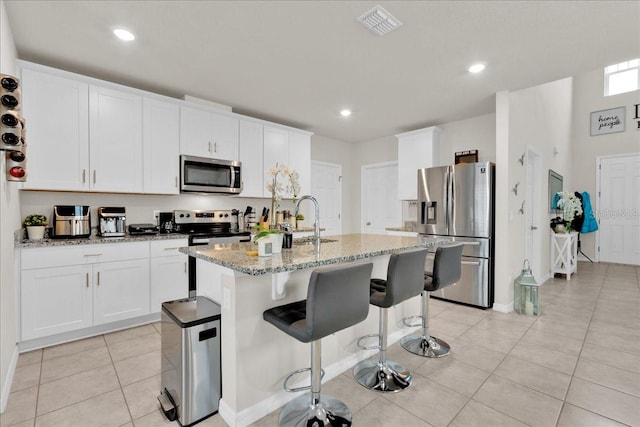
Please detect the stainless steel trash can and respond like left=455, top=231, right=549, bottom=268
left=158, top=296, right=221, bottom=426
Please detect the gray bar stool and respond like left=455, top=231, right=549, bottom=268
left=353, top=248, right=428, bottom=393
left=401, top=243, right=463, bottom=357
left=263, top=262, right=373, bottom=427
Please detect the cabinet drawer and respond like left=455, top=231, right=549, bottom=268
left=21, top=241, right=149, bottom=269
left=150, top=239, right=188, bottom=257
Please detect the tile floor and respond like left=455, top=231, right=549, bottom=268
left=2, top=262, right=639, bottom=427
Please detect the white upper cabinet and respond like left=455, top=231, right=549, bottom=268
left=238, top=119, right=264, bottom=198
left=20, top=67, right=90, bottom=191
left=143, top=98, right=180, bottom=194
left=179, top=104, right=239, bottom=161
left=89, top=85, right=143, bottom=193
left=396, top=126, right=442, bottom=200
left=263, top=126, right=289, bottom=197
left=288, top=131, right=311, bottom=196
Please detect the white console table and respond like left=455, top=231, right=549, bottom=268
left=550, top=231, right=578, bottom=280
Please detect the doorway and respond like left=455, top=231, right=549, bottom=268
left=597, top=153, right=640, bottom=265
left=525, top=146, right=543, bottom=279
left=361, top=161, right=401, bottom=234
left=311, top=161, right=342, bottom=237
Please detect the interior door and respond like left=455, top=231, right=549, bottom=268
left=311, top=161, right=342, bottom=236
left=598, top=153, right=640, bottom=265
left=361, top=162, right=401, bottom=234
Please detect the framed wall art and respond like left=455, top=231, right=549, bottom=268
left=590, top=106, right=625, bottom=136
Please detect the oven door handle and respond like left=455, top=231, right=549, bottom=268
left=190, top=238, right=211, bottom=245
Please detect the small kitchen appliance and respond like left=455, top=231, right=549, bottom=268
left=128, top=223, right=159, bottom=236
left=158, top=211, right=175, bottom=234
left=98, top=207, right=126, bottom=237
left=50, top=205, right=91, bottom=238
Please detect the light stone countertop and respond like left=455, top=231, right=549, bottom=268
left=180, top=233, right=444, bottom=276
left=15, top=230, right=190, bottom=248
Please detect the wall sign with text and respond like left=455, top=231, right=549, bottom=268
left=590, top=106, right=625, bottom=136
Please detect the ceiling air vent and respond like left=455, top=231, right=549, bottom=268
left=357, top=5, right=403, bottom=36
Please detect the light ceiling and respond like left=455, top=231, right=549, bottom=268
left=4, top=1, right=639, bottom=142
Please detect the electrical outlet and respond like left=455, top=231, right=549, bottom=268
left=153, top=210, right=160, bottom=224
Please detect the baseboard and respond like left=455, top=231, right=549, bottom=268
left=492, top=301, right=513, bottom=313
left=0, top=345, right=19, bottom=414
left=218, top=327, right=417, bottom=427
left=19, top=313, right=160, bottom=352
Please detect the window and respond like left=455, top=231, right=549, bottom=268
left=604, top=58, right=639, bottom=96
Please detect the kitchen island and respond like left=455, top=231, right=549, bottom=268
left=179, top=233, right=441, bottom=427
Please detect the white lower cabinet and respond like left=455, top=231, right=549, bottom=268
left=150, top=239, right=189, bottom=312
left=93, top=259, right=150, bottom=325
left=21, top=265, right=93, bottom=341
left=20, top=242, right=151, bottom=341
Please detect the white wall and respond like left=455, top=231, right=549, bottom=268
left=494, top=78, right=573, bottom=310
left=0, top=0, right=20, bottom=413
left=439, top=113, right=497, bottom=164
left=571, top=67, right=640, bottom=260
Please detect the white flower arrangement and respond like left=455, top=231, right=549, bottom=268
left=555, top=191, right=583, bottom=231
left=266, top=163, right=300, bottom=226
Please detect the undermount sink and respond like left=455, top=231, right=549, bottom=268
left=293, top=236, right=338, bottom=245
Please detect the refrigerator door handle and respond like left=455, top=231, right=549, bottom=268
left=461, top=241, right=480, bottom=246
left=448, top=165, right=455, bottom=234
left=461, top=260, right=481, bottom=266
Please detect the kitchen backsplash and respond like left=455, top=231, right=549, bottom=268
left=20, top=191, right=310, bottom=226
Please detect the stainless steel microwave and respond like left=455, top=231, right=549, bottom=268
left=180, top=155, right=242, bottom=194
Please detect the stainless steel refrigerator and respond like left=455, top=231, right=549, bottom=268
left=417, top=162, right=495, bottom=308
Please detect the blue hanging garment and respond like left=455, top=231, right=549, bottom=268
left=552, top=192, right=560, bottom=210
left=581, top=191, right=598, bottom=233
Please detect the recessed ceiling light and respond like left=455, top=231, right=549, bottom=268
left=113, top=28, right=135, bottom=42
left=468, top=63, right=486, bottom=74
left=340, top=109, right=352, bottom=117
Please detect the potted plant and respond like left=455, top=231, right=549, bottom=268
left=23, top=214, right=48, bottom=240
left=252, top=224, right=284, bottom=255
left=295, top=214, right=305, bottom=230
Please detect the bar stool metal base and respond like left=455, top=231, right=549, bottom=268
left=279, top=393, right=352, bottom=427
left=400, top=334, right=451, bottom=358
left=352, top=359, right=412, bottom=392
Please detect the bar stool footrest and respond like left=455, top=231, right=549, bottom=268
left=283, top=367, right=326, bottom=393
left=402, top=315, right=423, bottom=328
left=356, top=333, right=381, bottom=350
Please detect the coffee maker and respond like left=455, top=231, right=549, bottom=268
left=98, top=207, right=126, bottom=237
left=158, top=211, right=175, bottom=234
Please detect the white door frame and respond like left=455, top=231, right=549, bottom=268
left=525, top=145, right=543, bottom=280
left=595, top=151, right=640, bottom=263
left=361, top=161, right=401, bottom=233
left=311, top=160, right=342, bottom=236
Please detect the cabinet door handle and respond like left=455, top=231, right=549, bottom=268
left=93, top=170, right=96, bottom=184
left=213, top=142, right=217, bottom=153
left=85, top=272, right=89, bottom=287
left=175, top=176, right=178, bottom=188
left=461, top=261, right=481, bottom=266
left=208, top=141, right=212, bottom=153
left=184, top=262, right=187, bottom=273
left=83, top=253, right=102, bottom=257
left=82, top=169, right=86, bottom=184
left=164, top=247, right=178, bottom=251
left=366, top=222, right=371, bottom=226
left=97, top=271, right=100, bottom=286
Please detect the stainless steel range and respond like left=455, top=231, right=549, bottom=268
left=174, top=210, right=251, bottom=297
